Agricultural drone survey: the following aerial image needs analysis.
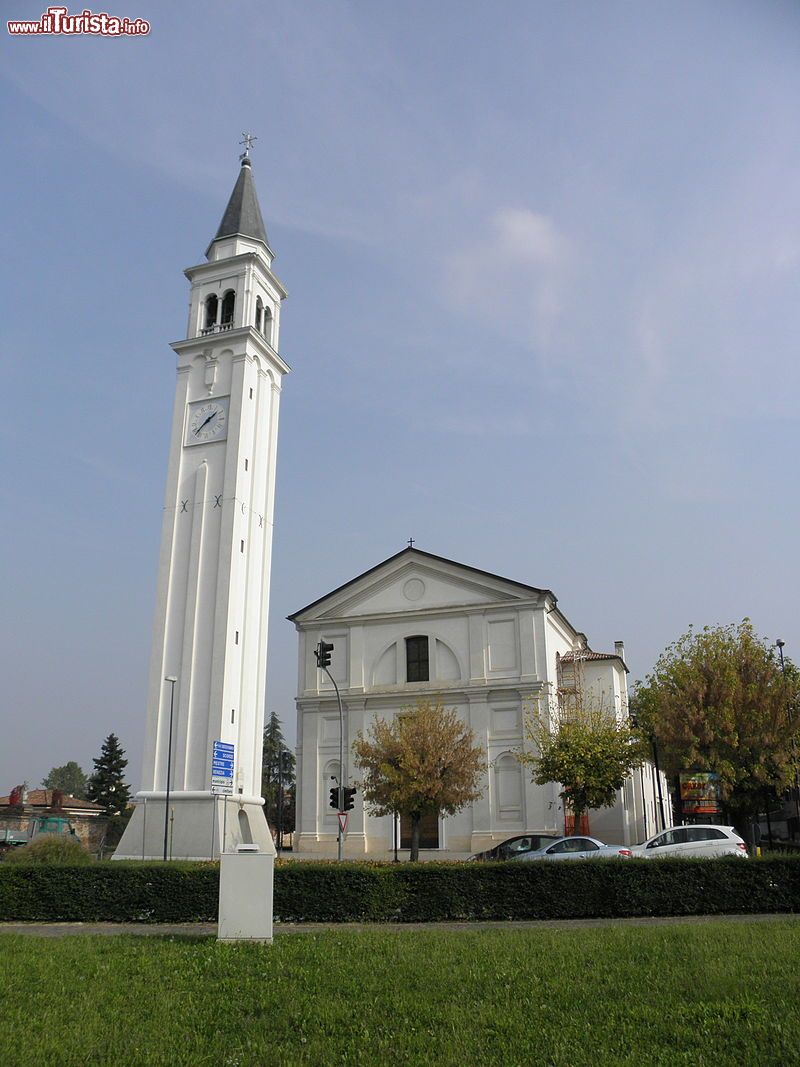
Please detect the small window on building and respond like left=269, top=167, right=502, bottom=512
left=255, top=296, right=263, bottom=332
left=204, top=294, right=218, bottom=329
left=263, top=305, right=273, bottom=343
left=220, top=289, right=235, bottom=325
left=406, top=636, right=429, bottom=682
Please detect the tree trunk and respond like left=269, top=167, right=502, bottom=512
left=410, top=812, right=421, bottom=862
left=571, top=805, right=584, bottom=835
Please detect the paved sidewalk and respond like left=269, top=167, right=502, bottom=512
left=1, top=913, right=797, bottom=938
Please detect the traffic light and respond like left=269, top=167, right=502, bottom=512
left=329, top=785, right=341, bottom=811
left=315, top=640, right=334, bottom=669
left=342, top=787, right=356, bottom=812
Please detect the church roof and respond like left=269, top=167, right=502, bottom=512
left=208, top=156, right=269, bottom=254
left=287, top=547, right=553, bottom=622
left=560, top=650, right=629, bottom=671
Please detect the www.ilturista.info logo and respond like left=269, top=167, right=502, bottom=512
left=8, top=6, right=150, bottom=36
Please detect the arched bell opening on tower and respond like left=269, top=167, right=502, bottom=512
left=220, top=289, right=236, bottom=328
left=255, top=297, right=273, bottom=344
left=203, top=293, right=218, bottom=332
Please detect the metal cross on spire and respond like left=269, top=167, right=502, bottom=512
left=239, top=131, right=258, bottom=159
left=407, top=538, right=415, bottom=548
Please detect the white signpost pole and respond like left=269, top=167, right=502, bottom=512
left=213, top=738, right=276, bottom=943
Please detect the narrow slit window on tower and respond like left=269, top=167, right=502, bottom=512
left=244, top=459, right=248, bottom=471
left=235, top=631, right=239, bottom=644
left=249, top=387, right=253, bottom=399
left=406, top=635, right=429, bottom=682
left=231, top=709, right=235, bottom=724
left=220, top=289, right=235, bottom=325
left=240, top=540, right=245, bottom=553
left=203, top=293, right=218, bottom=330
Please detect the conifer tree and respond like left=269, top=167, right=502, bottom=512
left=86, top=734, right=131, bottom=816
left=261, top=712, right=296, bottom=836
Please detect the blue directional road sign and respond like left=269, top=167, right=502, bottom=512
left=211, top=740, right=235, bottom=795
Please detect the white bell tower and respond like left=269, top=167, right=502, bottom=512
left=115, top=141, right=289, bottom=859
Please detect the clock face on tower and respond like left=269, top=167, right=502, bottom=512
left=185, top=397, right=230, bottom=445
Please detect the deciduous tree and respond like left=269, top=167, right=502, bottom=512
left=353, top=698, right=485, bottom=861
left=521, top=685, right=646, bottom=834
left=41, top=762, right=87, bottom=798
left=633, top=621, right=800, bottom=844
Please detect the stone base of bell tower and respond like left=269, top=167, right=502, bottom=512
left=112, top=791, right=275, bottom=861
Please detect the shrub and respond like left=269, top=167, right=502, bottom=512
left=0, top=856, right=798, bottom=924
left=4, top=835, right=91, bottom=866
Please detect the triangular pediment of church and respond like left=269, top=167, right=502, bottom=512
left=296, top=555, right=544, bottom=622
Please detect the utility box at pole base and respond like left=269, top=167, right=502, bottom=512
left=218, top=840, right=275, bottom=943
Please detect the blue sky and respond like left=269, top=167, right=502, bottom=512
left=2, top=1, right=798, bottom=792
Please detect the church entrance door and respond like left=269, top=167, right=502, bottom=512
left=400, top=811, right=439, bottom=850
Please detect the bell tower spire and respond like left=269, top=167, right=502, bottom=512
left=115, top=143, right=290, bottom=860
left=206, top=136, right=272, bottom=262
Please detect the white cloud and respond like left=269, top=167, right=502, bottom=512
left=442, top=207, right=573, bottom=349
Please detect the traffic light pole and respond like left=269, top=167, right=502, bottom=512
left=322, top=665, right=345, bottom=862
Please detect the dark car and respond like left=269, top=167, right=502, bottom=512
left=470, top=833, right=561, bottom=861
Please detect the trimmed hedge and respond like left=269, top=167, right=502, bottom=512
left=0, top=857, right=799, bottom=924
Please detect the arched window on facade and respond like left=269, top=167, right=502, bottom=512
left=203, top=293, right=218, bottom=331
left=262, top=305, right=273, bottom=344
left=494, top=753, right=523, bottom=824
left=220, top=289, right=235, bottom=327
left=405, top=635, right=429, bottom=682
left=255, top=296, right=263, bottom=333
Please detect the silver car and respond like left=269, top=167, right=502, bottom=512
left=511, top=835, right=633, bottom=861
left=631, top=825, right=748, bottom=859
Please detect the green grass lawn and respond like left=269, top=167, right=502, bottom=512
left=1, top=920, right=799, bottom=1066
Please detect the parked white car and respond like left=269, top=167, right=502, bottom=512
left=632, top=825, right=748, bottom=859
left=512, top=836, right=633, bottom=861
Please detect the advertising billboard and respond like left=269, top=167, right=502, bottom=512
left=679, top=772, right=721, bottom=815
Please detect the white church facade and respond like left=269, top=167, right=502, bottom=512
left=291, top=548, right=669, bottom=857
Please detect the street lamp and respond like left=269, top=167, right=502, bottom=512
left=163, top=676, right=178, bottom=862
left=776, top=640, right=800, bottom=831
left=631, top=710, right=667, bottom=831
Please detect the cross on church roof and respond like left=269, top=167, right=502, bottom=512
left=239, top=131, right=257, bottom=159
left=407, top=538, right=415, bottom=548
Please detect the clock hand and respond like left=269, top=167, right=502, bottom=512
left=194, top=412, right=217, bottom=434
